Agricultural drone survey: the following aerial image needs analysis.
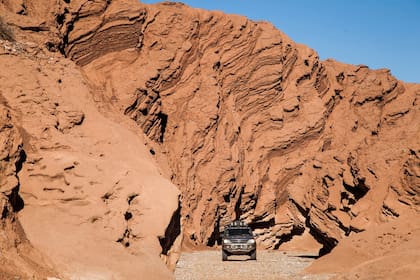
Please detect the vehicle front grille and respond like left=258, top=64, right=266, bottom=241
left=230, top=244, right=249, bottom=249
left=230, top=239, right=246, bottom=244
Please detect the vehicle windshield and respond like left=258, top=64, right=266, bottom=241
left=225, top=228, right=252, bottom=236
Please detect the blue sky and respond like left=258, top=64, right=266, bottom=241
left=140, top=0, right=419, bottom=83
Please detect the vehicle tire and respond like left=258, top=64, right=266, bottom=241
left=250, top=250, right=256, bottom=260
left=222, top=250, right=228, bottom=261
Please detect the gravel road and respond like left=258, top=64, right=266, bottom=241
left=175, top=250, right=334, bottom=280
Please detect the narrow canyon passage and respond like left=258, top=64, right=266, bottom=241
left=0, top=0, right=418, bottom=279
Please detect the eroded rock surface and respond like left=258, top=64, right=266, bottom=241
left=0, top=0, right=419, bottom=278
left=51, top=0, right=419, bottom=253
left=0, top=96, right=58, bottom=278
left=0, top=2, right=180, bottom=278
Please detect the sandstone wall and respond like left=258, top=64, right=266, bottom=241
left=42, top=0, right=419, bottom=254
left=0, top=1, right=418, bottom=278
left=0, top=1, right=180, bottom=278
left=0, top=87, right=58, bottom=278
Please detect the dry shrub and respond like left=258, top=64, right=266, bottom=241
left=0, top=17, right=14, bottom=41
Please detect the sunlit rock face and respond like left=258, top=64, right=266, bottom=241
left=53, top=0, right=419, bottom=252
left=0, top=0, right=418, bottom=278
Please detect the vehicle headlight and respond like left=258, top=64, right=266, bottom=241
left=223, top=239, right=231, bottom=244
left=247, top=239, right=255, bottom=244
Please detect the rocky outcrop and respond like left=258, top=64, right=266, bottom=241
left=52, top=0, right=419, bottom=255
left=0, top=5, right=180, bottom=278
left=0, top=98, right=58, bottom=278
left=0, top=105, right=23, bottom=203
left=57, top=1, right=146, bottom=66
left=306, top=214, right=420, bottom=279
left=0, top=0, right=418, bottom=278
left=0, top=103, right=24, bottom=276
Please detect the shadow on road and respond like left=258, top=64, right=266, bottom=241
left=224, top=258, right=256, bottom=262
left=291, top=254, right=319, bottom=259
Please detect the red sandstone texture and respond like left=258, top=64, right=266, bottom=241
left=0, top=0, right=419, bottom=279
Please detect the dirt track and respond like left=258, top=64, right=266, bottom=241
left=175, top=250, right=334, bottom=280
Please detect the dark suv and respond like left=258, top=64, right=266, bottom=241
left=222, top=220, right=256, bottom=261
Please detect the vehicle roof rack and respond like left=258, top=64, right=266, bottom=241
left=229, top=220, right=247, bottom=227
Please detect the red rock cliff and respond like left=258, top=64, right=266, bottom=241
left=0, top=0, right=419, bottom=278
left=49, top=0, right=418, bottom=253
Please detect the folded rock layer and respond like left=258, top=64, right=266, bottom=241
left=0, top=0, right=419, bottom=278
left=56, top=0, right=419, bottom=251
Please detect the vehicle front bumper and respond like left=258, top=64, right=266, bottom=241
left=222, top=243, right=256, bottom=254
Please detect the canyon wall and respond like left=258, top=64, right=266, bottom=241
left=52, top=0, right=419, bottom=253
left=0, top=0, right=418, bottom=278
left=0, top=98, right=58, bottom=278
left=0, top=1, right=180, bottom=278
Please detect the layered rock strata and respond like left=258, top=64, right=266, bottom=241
left=0, top=0, right=418, bottom=278
left=0, top=1, right=180, bottom=278
left=52, top=0, right=419, bottom=254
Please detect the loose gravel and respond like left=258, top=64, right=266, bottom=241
left=175, top=250, right=334, bottom=280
